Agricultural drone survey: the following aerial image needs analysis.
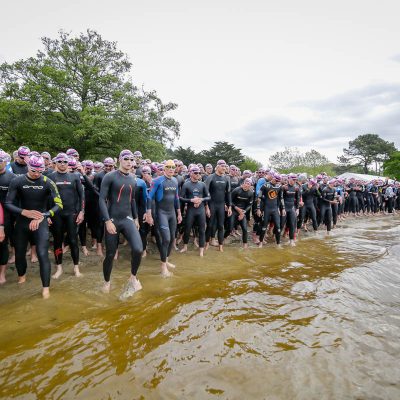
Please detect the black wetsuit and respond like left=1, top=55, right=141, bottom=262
left=10, top=161, right=28, bottom=176
left=300, top=184, right=319, bottom=231
left=320, top=186, right=337, bottom=231
left=257, top=182, right=283, bottom=244
left=93, top=170, right=107, bottom=243
left=180, top=179, right=211, bottom=248
left=282, top=184, right=300, bottom=240
left=0, top=170, right=16, bottom=264
left=48, top=171, right=84, bottom=266
left=230, top=186, right=253, bottom=244
left=205, top=173, right=231, bottom=245
left=99, top=170, right=142, bottom=282
left=5, top=174, right=62, bottom=287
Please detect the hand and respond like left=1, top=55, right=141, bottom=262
left=47, top=218, right=52, bottom=226
left=191, top=197, right=202, bottom=205
left=144, top=213, right=154, bottom=226
left=281, top=209, right=286, bottom=217
left=0, top=227, right=4, bottom=243
left=227, top=207, right=232, bottom=217
left=134, top=218, right=139, bottom=229
left=256, top=209, right=261, bottom=217
left=22, top=209, right=43, bottom=220
left=296, top=209, right=299, bottom=216
left=194, top=202, right=200, bottom=208
left=238, top=213, right=244, bottom=221
left=299, top=201, right=304, bottom=207
left=76, top=211, right=84, bottom=225
left=105, top=220, right=117, bottom=235
left=205, top=207, right=211, bottom=218
left=177, top=213, right=182, bottom=224
left=29, top=217, right=44, bottom=231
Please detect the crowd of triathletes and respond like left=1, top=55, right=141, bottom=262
left=0, top=146, right=398, bottom=298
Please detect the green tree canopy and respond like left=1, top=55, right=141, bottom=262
left=341, top=133, right=396, bottom=174
left=198, top=141, right=245, bottom=166
left=0, top=29, right=179, bottom=159
left=383, top=151, right=400, bottom=180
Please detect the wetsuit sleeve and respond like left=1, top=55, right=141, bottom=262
left=295, top=187, right=300, bottom=209
left=244, top=191, right=254, bottom=213
left=82, top=174, right=99, bottom=196
left=0, top=203, right=4, bottom=226
left=202, top=183, right=211, bottom=203
left=256, top=185, right=264, bottom=208
left=175, top=183, right=180, bottom=210
left=99, top=174, right=112, bottom=221
left=321, top=189, right=331, bottom=203
left=147, top=177, right=161, bottom=210
left=255, top=178, right=265, bottom=196
left=76, top=175, right=85, bottom=213
left=45, top=177, right=63, bottom=217
left=5, top=178, right=23, bottom=215
left=179, top=182, right=191, bottom=203
left=131, top=189, right=138, bottom=220
left=279, top=188, right=284, bottom=208
left=225, top=178, right=232, bottom=207
left=139, top=180, right=147, bottom=206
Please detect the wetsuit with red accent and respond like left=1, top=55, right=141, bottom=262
left=99, top=170, right=142, bottom=282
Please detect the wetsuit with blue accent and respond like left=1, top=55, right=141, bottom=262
left=148, top=175, right=180, bottom=262
left=180, top=179, right=211, bottom=248
left=205, top=173, right=231, bottom=245
left=48, top=171, right=84, bottom=266
left=134, top=177, right=150, bottom=251
left=99, top=170, right=142, bottom=282
left=5, top=174, right=62, bottom=287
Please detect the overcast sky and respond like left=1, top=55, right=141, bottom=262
left=1, top=0, right=400, bottom=165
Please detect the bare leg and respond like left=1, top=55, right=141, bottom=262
left=52, top=265, right=63, bottom=279
left=199, top=247, right=204, bottom=257
left=8, top=248, right=15, bottom=264
left=42, top=287, right=50, bottom=299
left=18, top=275, right=26, bottom=284
left=81, top=246, right=89, bottom=256
left=102, top=281, right=111, bottom=293
left=74, top=265, right=82, bottom=277
left=96, top=243, right=104, bottom=257
left=0, top=265, right=7, bottom=284
left=161, top=262, right=173, bottom=277
left=218, top=244, right=224, bottom=252
left=31, top=245, right=38, bottom=263
left=142, top=249, right=147, bottom=258
left=180, top=244, right=188, bottom=253
left=166, top=257, right=175, bottom=269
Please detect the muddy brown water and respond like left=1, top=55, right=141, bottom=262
left=1, top=216, right=400, bottom=399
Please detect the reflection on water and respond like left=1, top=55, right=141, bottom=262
left=1, top=216, right=400, bottom=399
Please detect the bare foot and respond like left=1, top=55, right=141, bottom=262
left=18, top=275, right=26, bottom=284
left=96, top=244, right=104, bottom=257
left=114, top=249, right=119, bottom=260
left=8, top=254, right=15, bottom=264
left=52, top=266, right=63, bottom=279
left=194, top=238, right=199, bottom=248
left=218, top=245, right=224, bottom=252
left=205, top=242, right=210, bottom=250
left=161, top=268, right=173, bottom=277
left=102, top=281, right=111, bottom=293
left=199, top=248, right=204, bottom=257
left=243, top=243, right=249, bottom=250
left=74, top=266, right=82, bottom=277
left=0, top=277, right=6, bottom=284
left=62, top=245, right=70, bottom=254
left=42, top=287, right=50, bottom=299
left=166, top=260, right=176, bottom=269
left=142, top=250, right=147, bottom=258
left=211, top=238, right=218, bottom=247
left=82, top=246, right=89, bottom=256
left=258, top=242, right=263, bottom=248
left=180, top=245, right=187, bottom=253
left=31, top=255, right=38, bottom=263
left=289, top=240, right=296, bottom=247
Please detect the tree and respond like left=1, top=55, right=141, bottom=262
left=0, top=29, right=179, bottom=159
left=342, top=134, right=396, bottom=174
left=303, top=149, right=329, bottom=168
left=168, top=146, right=199, bottom=166
left=198, top=141, right=244, bottom=166
left=240, top=156, right=262, bottom=171
left=269, top=147, right=303, bottom=170
left=383, top=151, right=400, bottom=180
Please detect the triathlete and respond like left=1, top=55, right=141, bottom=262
left=5, top=155, right=63, bottom=298
left=0, top=151, right=16, bottom=284
left=205, top=160, right=232, bottom=251
left=99, top=150, right=143, bottom=295
left=10, top=146, right=30, bottom=175
left=320, top=179, right=338, bottom=232
left=179, top=165, right=211, bottom=257
left=146, top=159, right=182, bottom=276
left=230, top=178, right=254, bottom=248
left=48, top=153, right=85, bottom=279
left=257, top=173, right=284, bottom=247
left=300, top=178, right=319, bottom=232
left=281, top=173, right=300, bottom=246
